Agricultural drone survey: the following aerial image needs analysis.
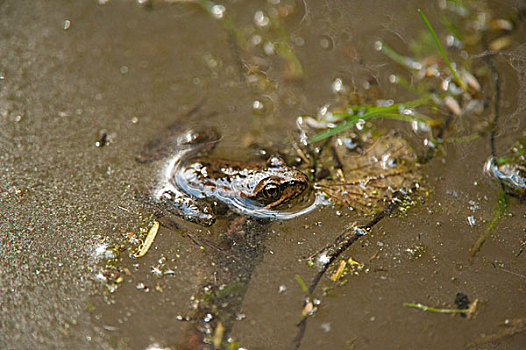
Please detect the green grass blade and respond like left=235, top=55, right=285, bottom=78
left=417, top=9, right=467, bottom=90
left=470, top=189, right=508, bottom=256
left=378, top=41, right=422, bottom=70
left=307, top=113, right=379, bottom=143
left=404, top=302, right=468, bottom=314
left=307, top=97, right=434, bottom=143
left=295, top=274, right=310, bottom=297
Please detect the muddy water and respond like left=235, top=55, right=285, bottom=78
left=1, top=0, right=525, bottom=349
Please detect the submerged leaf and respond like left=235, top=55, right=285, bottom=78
left=314, top=131, right=419, bottom=213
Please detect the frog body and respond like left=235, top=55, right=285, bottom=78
left=139, top=127, right=310, bottom=226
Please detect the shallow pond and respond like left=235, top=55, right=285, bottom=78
left=1, top=1, right=525, bottom=349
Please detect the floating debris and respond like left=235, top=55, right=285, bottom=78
left=404, top=297, right=479, bottom=318
left=489, top=19, right=514, bottom=31
left=301, top=301, right=315, bottom=318
left=444, top=96, right=461, bottom=116
left=330, top=257, right=364, bottom=281
left=212, top=321, right=225, bottom=348
left=461, top=70, right=481, bottom=92
left=489, top=36, right=512, bottom=51
left=405, top=244, right=427, bottom=260
left=144, top=342, right=171, bottom=350
left=330, top=260, right=347, bottom=281
left=454, top=292, right=471, bottom=317
left=95, top=129, right=115, bottom=148
left=134, top=221, right=160, bottom=258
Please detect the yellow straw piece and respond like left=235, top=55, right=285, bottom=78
left=134, top=221, right=160, bottom=258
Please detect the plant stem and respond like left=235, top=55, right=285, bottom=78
left=418, top=9, right=467, bottom=90
left=295, top=274, right=311, bottom=297
left=404, top=302, right=468, bottom=314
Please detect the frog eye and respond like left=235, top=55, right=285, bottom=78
left=262, top=183, right=281, bottom=200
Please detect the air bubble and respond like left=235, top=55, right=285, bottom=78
left=254, top=11, right=269, bottom=27
left=250, top=35, right=262, bottom=46
left=412, top=121, right=430, bottom=132
left=293, top=36, right=305, bottom=47
left=252, top=100, right=264, bottom=113
left=211, top=5, right=225, bottom=19
left=356, top=119, right=365, bottom=130
left=263, top=41, right=275, bottom=55
left=203, top=54, right=217, bottom=68
left=331, top=78, right=344, bottom=93
left=319, top=35, right=334, bottom=50
left=377, top=99, right=394, bottom=107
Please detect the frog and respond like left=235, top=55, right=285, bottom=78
left=137, top=122, right=313, bottom=226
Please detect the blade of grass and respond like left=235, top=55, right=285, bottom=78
left=308, top=109, right=434, bottom=143
left=390, top=74, right=427, bottom=95
left=332, top=96, right=431, bottom=116
left=271, top=17, right=304, bottom=79
left=308, top=96, right=434, bottom=143
left=307, top=113, right=379, bottom=143
left=404, top=302, right=468, bottom=314
left=378, top=41, right=422, bottom=70
left=378, top=112, right=434, bottom=123
left=470, top=189, right=508, bottom=257
left=295, top=274, right=311, bottom=297
left=418, top=9, right=467, bottom=90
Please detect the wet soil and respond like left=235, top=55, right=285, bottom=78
left=1, top=1, right=525, bottom=349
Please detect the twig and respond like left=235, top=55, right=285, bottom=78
left=484, top=33, right=504, bottom=192
left=292, top=194, right=403, bottom=349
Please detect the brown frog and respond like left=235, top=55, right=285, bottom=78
left=137, top=125, right=311, bottom=226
